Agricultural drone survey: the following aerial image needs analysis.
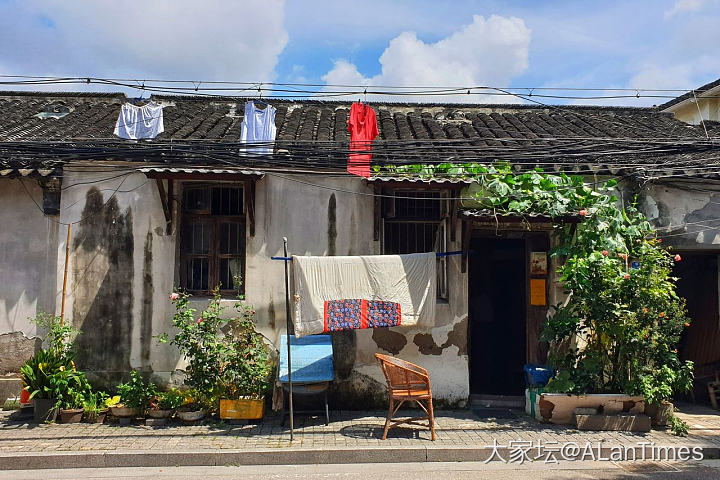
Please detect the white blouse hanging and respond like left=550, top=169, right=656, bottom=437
left=240, top=101, right=276, bottom=154
left=114, top=101, right=164, bottom=140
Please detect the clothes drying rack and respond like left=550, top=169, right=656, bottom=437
left=271, top=242, right=463, bottom=440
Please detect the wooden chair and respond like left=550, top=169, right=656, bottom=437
left=375, top=353, right=436, bottom=441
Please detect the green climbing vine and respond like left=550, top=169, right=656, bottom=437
left=378, top=162, right=694, bottom=419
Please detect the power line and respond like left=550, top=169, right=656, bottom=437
left=4, top=75, right=720, bottom=102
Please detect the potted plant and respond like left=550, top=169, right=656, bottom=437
left=540, top=201, right=693, bottom=434
left=21, top=349, right=66, bottom=423
left=83, top=392, right=114, bottom=424
left=59, top=388, right=86, bottom=423
left=112, top=371, right=153, bottom=418
left=161, top=283, right=274, bottom=421
left=23, top=313, right=85, bottom=423
left=147, top=389, right=184, bottom=419
left=176, top=389, right=208, bottom=422
left=217, top=309, right=273, bottom=421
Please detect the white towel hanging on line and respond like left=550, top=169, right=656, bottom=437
left=114, top=101, right=164, bottom=140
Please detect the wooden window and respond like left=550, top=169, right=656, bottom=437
left=180, top=184, right=245, bottom=294
left=382, top=190, right=449, bottom=299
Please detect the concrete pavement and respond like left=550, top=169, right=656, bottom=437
left=0, top=403, right=718, bottom=471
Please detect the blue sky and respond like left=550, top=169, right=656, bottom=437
left=1, top=0, right=719, bottom=105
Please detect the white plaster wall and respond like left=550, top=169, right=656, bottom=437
left=0, top=179, right=59, bottom=337
left=58, top=168, right=177, bottom=379
left=640, top=181, right=720, bottom=249
left=49, top=169, right=469, bottom=401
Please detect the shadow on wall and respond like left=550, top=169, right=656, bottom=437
left=72, top=187, right=134, bottom=387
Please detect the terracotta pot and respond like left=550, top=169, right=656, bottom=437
left=147, top=409, right=173, bottom=419
left=110, top=406, right=139, bottom=418
left=83, top=409, right=108, bottom=424
left=60, top=408, right=84, bottom=424
left=645, top=401, right=673, bottom=427
left=176, top=409, right=205, bottom=422
left=33, top=398, right=58, bottom=423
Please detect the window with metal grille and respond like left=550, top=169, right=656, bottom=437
left=180, top=184, right=245, bottom=294
left=382, top=190, right=449, bottom=299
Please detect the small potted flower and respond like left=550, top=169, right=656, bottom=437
left=147, top=389, right=184, bottom=419
left=112, top=371, right=154, bottom=418
left=176, top=389, right=208, bottom=422
left=83, top=392, right=115, bottom=424
left=59, top=388, right=86, bottom=424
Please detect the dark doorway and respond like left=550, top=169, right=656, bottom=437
left=674, top=253, right=720, bottom=402
left=468, top=236, right=527, bottom=395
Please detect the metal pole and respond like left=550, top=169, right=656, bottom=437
left=282, top=237, right=294, bottom=441
left=60, top=223, right=72, bottom=326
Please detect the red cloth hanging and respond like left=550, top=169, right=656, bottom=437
left=347, top=102, right=379, bottom=177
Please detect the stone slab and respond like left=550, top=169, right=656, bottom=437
left=145, top=418, right=167, bottom=427
left=575, top=414, right=651, bottom=432
left=0, top=377, right=23, bottom=405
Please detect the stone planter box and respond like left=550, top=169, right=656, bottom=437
left=575, top=413, right=651, bottom=432
left=534, top=393, right=644, bottom=425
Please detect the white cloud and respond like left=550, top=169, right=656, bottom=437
left=664, top=0, right=705, bottom=18
left=0, top=1, right=288, bottom=94
left=321, top=15, right=531, bottom=103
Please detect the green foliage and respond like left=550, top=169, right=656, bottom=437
left=150, top=389, right=186, bottom=411
left=21, top=348, right=90, bottom=407
left=83, top=391, right=109, bottom=414
left=116, top=371, right=156, bottom=410
left=21, top=349, right=67, bottom=400
left=381, top=162, right=694, bottom=402
left=162, top=287, right=274, bottom=405
left=668, top=413, right=690, bottom=437
left=29, top=312, right=80, bottom=363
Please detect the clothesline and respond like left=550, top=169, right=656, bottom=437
left=270, top=250, right=465, bottom=261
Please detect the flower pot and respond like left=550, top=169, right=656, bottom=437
left=219, top=397, right=264, bottom=420
left=59, top=408, right=84, bottom=424
left=147, top=409, right=173, bottom=419
left=176, top=409, right=205, bottom=422
left=110, top=406, right=139, bottom=418
left=645, top=401, right=673, bottom=427
left=33, top=398, right=58, bottom=423
left=83, top=409, right=108, bottom=424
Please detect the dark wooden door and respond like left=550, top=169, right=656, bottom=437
left=468, top=237, right=527, bottom=395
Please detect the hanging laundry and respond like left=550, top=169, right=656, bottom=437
left=347, top=102, right=379, bottom=178
left=292, top=253, right=436, bottom=337
left=114, top=101, right=164, bottom=140
left=241, top=101, right=277, bottom=154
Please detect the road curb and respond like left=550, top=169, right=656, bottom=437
left=0, top=445, right=717, bottom=470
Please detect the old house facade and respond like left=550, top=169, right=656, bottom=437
left=2, top=92, right=720, bottom=405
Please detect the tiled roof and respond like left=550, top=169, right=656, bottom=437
left=659, top=78, right=720, bottom=110
left=0, top=91, right=711, bottom=143
left=1, top=91, right=719, bottom=178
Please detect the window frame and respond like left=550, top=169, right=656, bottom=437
left=381, top=189, right=450, bottom=300
left=179, top=183, right=246, bottom=296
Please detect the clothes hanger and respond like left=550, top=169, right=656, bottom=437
left=254, top=83, right=268, bottom=107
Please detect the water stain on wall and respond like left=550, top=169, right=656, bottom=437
left=413, top=317, right=468, bottom=356
left=327, top=193, right=337, bottom=256
left=140, top=231, right=153, bottom=371
left=72, top=188, right=134, bottom=385
left=331, top=330, right=356, bottom=380
left=372, top=328, right=407, bottom=355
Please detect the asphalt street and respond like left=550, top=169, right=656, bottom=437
left=3, top=461, right=720, bottom=480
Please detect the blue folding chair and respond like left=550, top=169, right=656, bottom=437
left=279, top=334, right=334, bottom=425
